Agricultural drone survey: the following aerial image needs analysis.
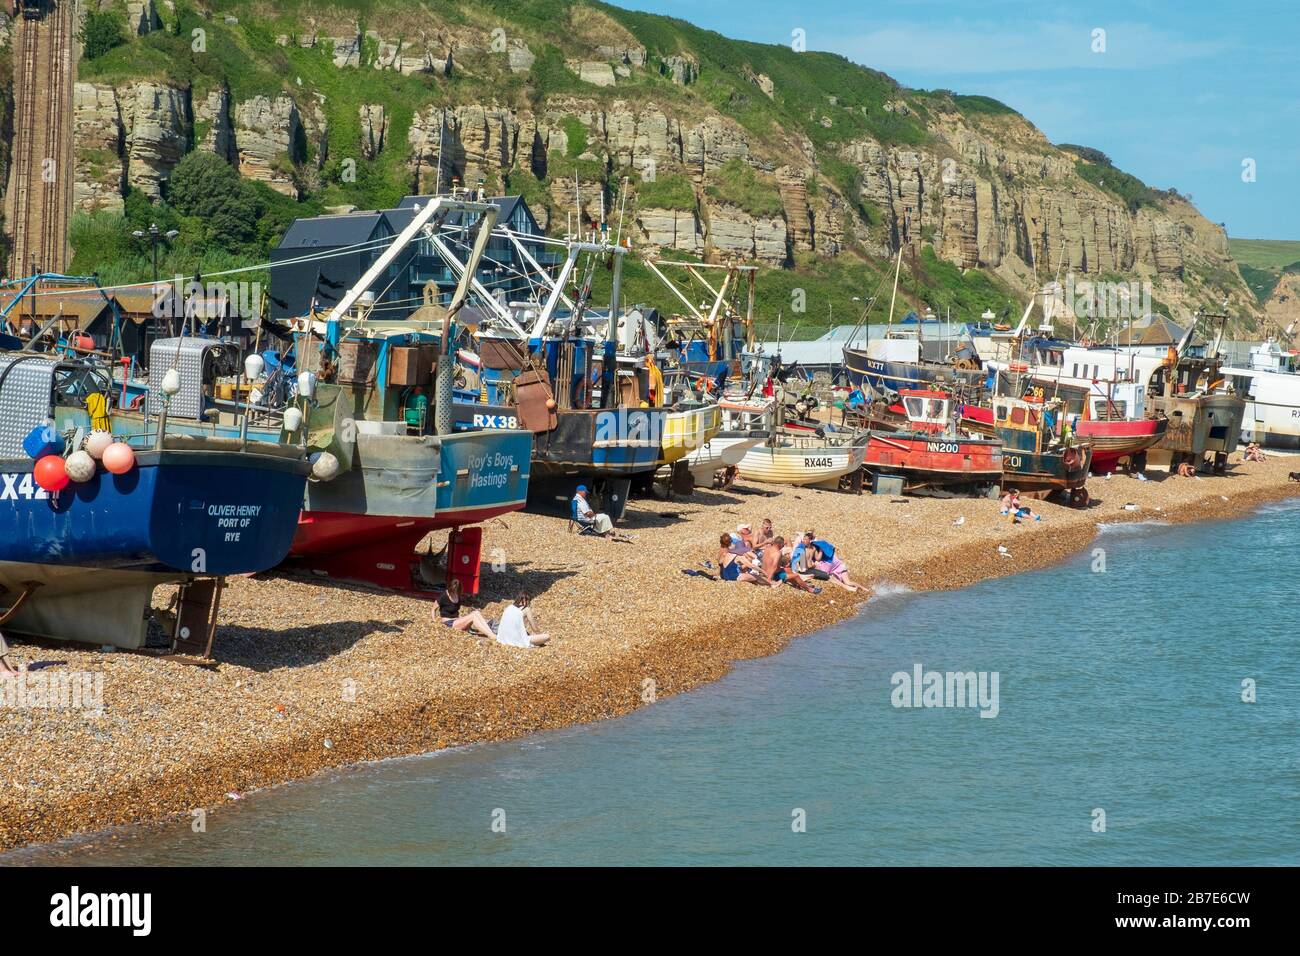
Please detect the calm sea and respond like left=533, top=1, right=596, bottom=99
left=10, top=501, right=1300, bottom=866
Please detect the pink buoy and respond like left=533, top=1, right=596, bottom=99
left=33, top=455, right=70, bottom=492
left=102, top=442, right=136, bottom=475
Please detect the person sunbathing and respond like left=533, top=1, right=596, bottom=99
left=753, top=518, right=776, bottom=550
left=435, top=578, right=497, bottom=640
left=809, top=538, right=864, bottom=592
left=731, top=523, right=757, bottom=553
left=762, top=537, right=819, bottom=593
left=496, top=592, right=550, bottom=648
left=1244, top=442, right=1266, bottom=462
left=717, top=533, right=764, bottom=584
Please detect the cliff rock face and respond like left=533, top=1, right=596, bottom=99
left=195, top=87, right=236, bottom=164
left=233, top=95, right=303, bottom=197
left=704, top=202, right=787, bottom=265
left=359, top=104, right=387, bottom=160
left=840, top=107, right=1252, bottom=316
left=124, top=1, right=162, bottom=36
left=54, top=0, right=1255, bottom=322
left=637, top=208, right=702, bottom=255
left=124, top=82, right=190, bottom=202
left=71, top=83, right=125, bottom=213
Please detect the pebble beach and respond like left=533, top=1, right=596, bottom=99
left=3, top=454, right=1299, bottom=855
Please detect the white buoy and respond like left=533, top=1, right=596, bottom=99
left=65, top=450, right=96, bottom=482
left=309, top=451, right=339, bottom=481
left=297, top=370, right=317, bottom=399
left=283, top=407, right=303, bottom=432
left=84, top=430, right=113, bottom=460
left=244, top=353, right=265, bottom=380
left=161, top=368, right=182, bottom=396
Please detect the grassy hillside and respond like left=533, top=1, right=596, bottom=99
left=1229, top=238, right=1300, bottom=304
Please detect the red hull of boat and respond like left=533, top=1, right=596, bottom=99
left=862, top=431, right=1003, bottom=490
left=960, top=405, right=1164, bottom=474
left=1075, top=418, right=1168, bottom=472
left=283, top=503, right=522, bottom=594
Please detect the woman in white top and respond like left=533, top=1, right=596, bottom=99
left=496, top=592, right=550, bottom=648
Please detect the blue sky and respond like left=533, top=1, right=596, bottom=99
left=607, top=0, right=1297, bottom=240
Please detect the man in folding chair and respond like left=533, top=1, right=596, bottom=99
left=571, top=484, right=614, bottom=537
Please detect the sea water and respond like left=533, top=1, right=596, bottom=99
left=10, top=502, right=1300, bottom=866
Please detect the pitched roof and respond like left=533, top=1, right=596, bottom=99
left=277, top=212, right=387, bottom=249
left=0, top=291, right=111, bottom=323
left=395, top=194, right=530, bottom=229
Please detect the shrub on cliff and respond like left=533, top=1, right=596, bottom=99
left=166, top=152, right=262, bottom=250
left=80, top=11, right=127, bottom=62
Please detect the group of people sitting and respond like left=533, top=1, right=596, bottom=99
left=435, top=578, right=550, bottom=648
left=712, top=519, right=863, bottom=592
left=999, top=489, right=1041, bottom=523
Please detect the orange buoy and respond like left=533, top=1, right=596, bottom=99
left=102, top=442, right=136, bottom=475
left=34, top=455, right=70, bottom=492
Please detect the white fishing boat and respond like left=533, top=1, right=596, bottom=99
left=733, top=430, right=868, bottom=488
left=683, top=433, right=763, bottom=483
left=1221, top=339, right=1300, bottom=449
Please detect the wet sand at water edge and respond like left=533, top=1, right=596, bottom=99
left=2, top=454, right=1299, bottom=854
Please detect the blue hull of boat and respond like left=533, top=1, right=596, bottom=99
left=0, top=451, right=306, bottom=575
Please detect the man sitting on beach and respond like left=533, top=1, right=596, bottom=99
left=1243, top=442, right=1267, bottom=462
left=761, top=537, right=819, bottom=593
left=1001, top=490, right=1040, bottom=523
left=753, top=518, right=776, bottom=550
left=573, top=484, right=614, bottom=536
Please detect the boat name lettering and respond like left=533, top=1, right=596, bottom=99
left=467, top=453, right=515, bottom=490
left=1004, top=455, right=1024, bottom=468
left=472, top=414, right=519, bottom=429
left=926, top=442, right=960, bottom=454
left=804, top=457, right=833, bottom=468
left=0, top=473, right=50, bottom=501
left=207, top=505, right=263, bottom=518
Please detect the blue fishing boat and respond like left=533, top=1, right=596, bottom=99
left=0, top=352, right=308, bottom=649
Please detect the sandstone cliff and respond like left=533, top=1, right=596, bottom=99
left=53, top=0, right=1259, bottom=324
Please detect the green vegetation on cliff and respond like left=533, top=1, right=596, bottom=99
left=42, top=0, right=1249, bottom=332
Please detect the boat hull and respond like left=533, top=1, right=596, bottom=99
left=660, top=403, right=722, bottom=465
left=862, top=431, right=1003, bottom=494
left=999, top=444, right=1093, bottom=496
left=844, top=347, right=985, bottom=395
left=732, top=432, right=867, bottom=488
left=284, top=429, right=531, bottom=592
left=0, top=449, right=307, bottom=647
left=1076, top=417, right=1169, bottom=472
left=683, top=434, right=764, bottom=482
left=529, top=406, right=665, bottom=480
